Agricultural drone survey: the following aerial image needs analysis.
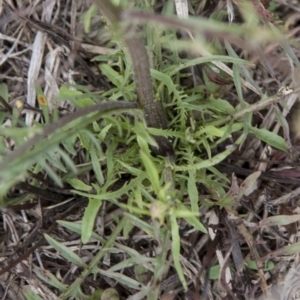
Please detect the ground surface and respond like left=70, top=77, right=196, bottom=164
left=1, top=0, right=300, bottom=299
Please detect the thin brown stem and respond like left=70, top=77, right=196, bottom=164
left=93, top=0, right=173, bottom=156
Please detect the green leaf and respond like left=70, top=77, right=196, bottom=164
left=98, top=124, right=113, bottom=141
left=58, top=221, right=85, bottom=235
left=97, top=269, right=143, bottom=290
left=175, top=146, right=236, bottom=171
left=225, top=41, right=262, bottom=96
left=61, top=134, right=77, bottom=155
left=45, top=151, right=67, bottom=172
left=169, top=55, right=251, bottom=76
left=99, top=288, right=119, bottom=300
left=140, top=150, right=161, bottom=197
left=0, top=98, right=125, bottom=190
left=108, top=256, right=153, bottom=272
left=246, top=260, right=274, bottom=271
left=74, top=176, right=146, bottom=201
left=0, top=127, right=42, bottom=138
left=83, top=4, right=97, bottom=33
left=172, top=204, right=207, bottom=233
left=182, top=98, right=236, bottom=114
left=151, top=69, right=181, bottom=101
left=188, top=170, right=198, bottom=213
left=209, top=265, right=220, bottom=279
left=38, top=159, right=63, bottom=187
left=65, top=178, right=92, bottom=191
left=259, top=214, right=300, bottom=227
left=44, top=234, right=87, bottom=268
left=1, top=193, right=33, bottom=207
left=201, top=125, right=227, bottom=137
left=170, top=214, right=187, bottom=290
left=184, top=215, right=207, bottom=233
left=59, top=85, right=95, bottom=107
left=78, top=131, right=91, bottom=150
left=82, top=198, right=102, bottom=244
left=100, top=64, right=123, bottom=88
left=134, top=121, right=158, bottom=150
left=0, top=83, right=9, bottom=101
left=33, top=265, right=68, bottom=292
left=281, top=241, right=300, bottom=256
left=249, top=127, right=288, bottom=152
left=175, top=133, right=244, bottom=171
left=117, top=161, right=144, bottom=177
left=90, top=148, right=104, bottom=185
left=123, top=221, right=134, bottom=238
left=23, top=287, right=43, bottom=300
left=45, top=218, right=128, bottom=299
left=58, top=220, right=152, bottom=260
left=91, top=289, right=104, bottom=300
left=56, top=147, right=77, bottom=174
left=134, top=264, right=151, bottom=285
left=233, top=65, right=244, bottom=105
left=123, top=213, right=154, bottom=237
left=147, top=127, right=184, bottom=139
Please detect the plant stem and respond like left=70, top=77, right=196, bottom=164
left=93, top=0, right=173, bottom=156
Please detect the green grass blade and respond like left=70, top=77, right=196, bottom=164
left=82, top=198, right=102, bottom=244
left=33, top=265, right=68, bottom=292
left=44, top=234, right=87, bottom=268
left=170, top=214, right=187, bottom=290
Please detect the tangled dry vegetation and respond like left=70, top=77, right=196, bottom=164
left=2, top=0, right=300, bottom=299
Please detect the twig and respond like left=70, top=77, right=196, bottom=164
left=271, top=186, right=300, bottom=206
